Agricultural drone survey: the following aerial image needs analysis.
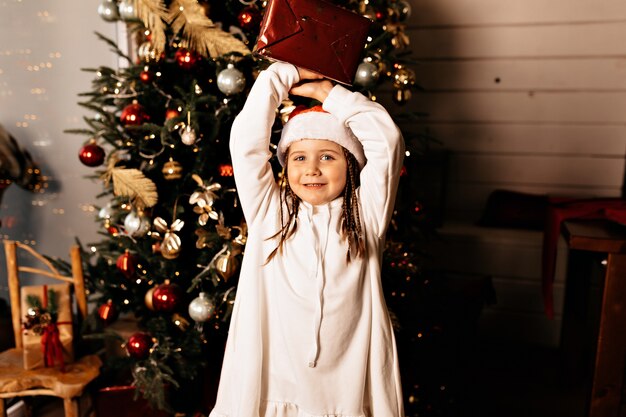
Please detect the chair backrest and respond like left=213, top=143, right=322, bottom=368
left=3, top=240, right=87, bottom=349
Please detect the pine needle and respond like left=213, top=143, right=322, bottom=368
left=134, top=0, right=170, bottom=56
left=63, top=128, right=95, bottom=136
left=111, top=168, right=158, bottom=208
left=94, top=32, right=132, bottom=62
left=169, top=0, right=249, bottom=58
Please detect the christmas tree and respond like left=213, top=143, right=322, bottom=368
left=73, top=0, right=418, bottom=413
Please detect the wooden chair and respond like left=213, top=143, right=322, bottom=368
left=0, top=240, right=101, bottom=417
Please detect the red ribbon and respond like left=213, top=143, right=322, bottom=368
left=38, top=284, right=70, bottom=372
left=41, top=322, right=66, bottom=371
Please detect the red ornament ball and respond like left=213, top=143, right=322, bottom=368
left=165, top=108, right=181, bottom=120
left=126, top=332, right=153, bottom=359
left=120, top=101, right=150, bottom=126
left=139, top=70, right=153, bottom=84
left=78, top=143, right=105, bottom=167
left=116, top=250, right=138, bottom=279
left=175, top=48, right=199, bottom=70
left=97, top=300, right=118, bottom=325
left=152, top=282, right=183, bottom=313
left=237, top=6, right=262, bottom=31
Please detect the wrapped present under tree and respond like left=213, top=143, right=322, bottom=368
left=21, top=283, right=73, bottom=370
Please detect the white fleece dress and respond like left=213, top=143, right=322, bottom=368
left=209, top=62, right=405, bottom=417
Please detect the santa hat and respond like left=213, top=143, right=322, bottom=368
left=277, top=105, right=366, bottom=169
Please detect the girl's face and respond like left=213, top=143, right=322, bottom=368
left=286, top=139, right=348, bottom=206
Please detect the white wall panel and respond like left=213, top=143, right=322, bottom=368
left=422, top=124, right=626, bottom=156
left=410, top=22, right=626, bottom=59
left=410, top=0, right=626, bottom=27
left=412, top=92, right=626, bottom=123
left=416, top=59, right=626, bottom=91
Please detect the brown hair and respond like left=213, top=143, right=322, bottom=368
left=265, top=147, right=365, bottom=263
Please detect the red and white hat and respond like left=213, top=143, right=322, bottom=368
left=277, top=105, right=366, bottom=169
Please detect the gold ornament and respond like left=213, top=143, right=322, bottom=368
left=145, top=286, right=156, bottom=310
left=153, top=217, right=184, bottom=259
left=194, top=205, right=219, bottom=226
left=392, top=66, right=416, bottom=90
left=392, top=88, right=412, bottom=105
left=215, top=250, right=239, bottom=282
left=391, top=29, right=410, bottom=49
left=190, top=174, right=221, bottom=225
left=214, top=216, right=247, bottom=250
left=172, top=313, right=190, bottom=331
left=232, top=223, right=247, bottom=248
left=161, top=240, right=182, bottom=259
left=162, top=159, right=183, bottom=180
left=195, top=228, right=212, bottom=249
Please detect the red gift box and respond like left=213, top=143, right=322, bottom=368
left=95, top=385, right=171, bottom=417
left=255, top=0, right=371, bottom=85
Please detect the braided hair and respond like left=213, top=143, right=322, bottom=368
left=265, top=147, right=365, bottom=263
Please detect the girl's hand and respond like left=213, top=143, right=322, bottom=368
left=296, top=67, right=324, bottom=81
left=290, top=66, right=333, bottom=103
left=290, top=79, right=334, bottom=103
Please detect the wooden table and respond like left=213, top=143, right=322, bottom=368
left=562, top=220, right=626, bottom=417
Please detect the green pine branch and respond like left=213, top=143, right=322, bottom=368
left=94, top=31, right=132, bottom=62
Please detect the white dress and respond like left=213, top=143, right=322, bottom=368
left=209, top=63, right=405, bottom=417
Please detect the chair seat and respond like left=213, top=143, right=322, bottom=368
left=0, top=348, right=101, bottom=399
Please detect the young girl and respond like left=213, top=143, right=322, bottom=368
left=210, top=62, right=405, bottom=417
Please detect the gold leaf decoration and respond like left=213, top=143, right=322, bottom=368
left=101, top=151, right=123, bottom=187
left=169, top=0, right=250, bottom=58
left=134, top=0, right=170, bottom=56
left=111, top=168, right=158, bottom=208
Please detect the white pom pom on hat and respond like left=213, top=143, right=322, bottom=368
left=277, top=105, right=366, bottom=169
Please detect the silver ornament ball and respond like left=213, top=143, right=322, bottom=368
left=124, top=211, right=151, bottom=237
left=118, top=0, right=136, bottom=21
left=188, top=292, right=215, bottom=322
left=98, top=203, right=114, bottom=220
left=97, top=0, right=119, bottom=22
left=217, top=64, right=246, bottom=95
left=180, top=125, right=197, bottom=146
left=354, top=62, right=380, bottom=88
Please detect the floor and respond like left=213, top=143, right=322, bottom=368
left=9, top=340, right=588, bottom=417
left=461, top=341, right=587, bottom=417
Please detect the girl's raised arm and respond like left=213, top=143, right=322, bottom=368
left=229, top=63, right=300, bottom=226
left=323, top=86, right=404, bottom=238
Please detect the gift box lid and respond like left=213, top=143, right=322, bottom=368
left=255, top=0, right=371, bottom=85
